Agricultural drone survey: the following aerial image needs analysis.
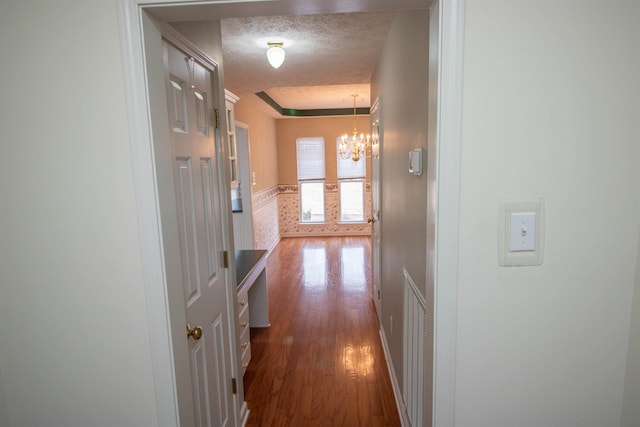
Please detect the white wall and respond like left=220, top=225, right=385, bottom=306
left=0, top=1, right=159, bottom=426
left=621, top=230, right=640, bottom=426
left=456, top=1, right=640, bottom=426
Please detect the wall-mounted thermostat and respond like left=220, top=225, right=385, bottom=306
left=409, top=149, right=423, bottom=175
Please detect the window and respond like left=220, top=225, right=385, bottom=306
left=339, top=180, right=365, bottom=222
left=337, top=138, right=366, bottom=222
left=297, top=138, right=325, bottom=223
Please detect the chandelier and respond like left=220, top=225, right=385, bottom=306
left=339, top=94, right=370, bottom=162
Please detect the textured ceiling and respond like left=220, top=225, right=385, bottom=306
left=146, top=0, right=428, bottom=118
left=220, top=12, right=395, bottom=116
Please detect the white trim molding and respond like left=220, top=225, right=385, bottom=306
left=117, top=1, right=464, bottom=426
left=117, top=1, right=180, bottom=426
left=433, top=0, right=464, bottom=426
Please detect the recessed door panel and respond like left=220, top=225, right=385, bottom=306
left=175, top=157, right=201, bottom=305
left=194, top=90, right=209, bottom=136
left=200, top=158, right=220, bottom=284
left=169, top=79, right=188, bottom=133
left=190, top=342, right=210, bottom=427
left=210, top=313, right=230, bottom=427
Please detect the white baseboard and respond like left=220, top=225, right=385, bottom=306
left=379, top=327, right=410, bottom=427
left=239, top=401, right=249, bottom=427
left=280, top=231, right=371, bottom=237
left=266, top=235, right=280, bottom=253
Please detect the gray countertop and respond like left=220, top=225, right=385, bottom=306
left=235, top=249, right=267, bottom=288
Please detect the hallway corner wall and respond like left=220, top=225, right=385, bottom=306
left=370, top=7, right=431, bottom=417
left=233, top=99, right=280, bottom=250
left=234, top=99, right=279, bottom=192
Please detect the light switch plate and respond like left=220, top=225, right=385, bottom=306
left=409, top=149, right=423, bottom=175
left=498, top=199, right=545, bottom=266
left=509, top=212, right=536, bottom=251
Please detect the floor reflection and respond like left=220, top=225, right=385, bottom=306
left=302, top=246, right=326, bottom=288
left=244, top=237, right=400, bottom=426
left=341, top=246, right=366, bottom=290
left=342, top=343, right=374, bottom=377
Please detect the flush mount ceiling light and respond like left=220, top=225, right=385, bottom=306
left=266, top=41, right=285, bottom=69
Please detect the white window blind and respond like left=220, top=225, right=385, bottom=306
left=297, top=138, right=325, bottom=180
left=336, top=138, right=366, bottom=179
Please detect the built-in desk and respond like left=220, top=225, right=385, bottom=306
left=235, top=249, right=269, bottom=375
left=235, top=249, right=269, bottom=327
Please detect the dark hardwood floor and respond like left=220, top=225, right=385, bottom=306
left=243, top=237, right=400, bottom=427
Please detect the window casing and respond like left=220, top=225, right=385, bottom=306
left=297, top=138, right=325, bottom=223
left=336, top=138, right=366, bottom=223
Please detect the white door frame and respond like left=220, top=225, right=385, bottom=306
left=117, top=0, right=465, bottom=425
left=433, top=1, right=464, bottom=426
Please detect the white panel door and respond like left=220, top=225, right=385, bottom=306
left=370, top=99, right=382, bottom=321
left=163, top=40, right=235, bottom=427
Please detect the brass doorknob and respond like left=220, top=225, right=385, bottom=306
left=186, top=324, right=203, bottom=340
left=367, top=217, right=376, bottom=224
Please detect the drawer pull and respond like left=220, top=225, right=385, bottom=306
left=243, top=363, right=249, bottom=369
left=240, top=321, right=248, bottom=328
left=242, top=342, right=249, bottom=349
left=239, top=300, right=246, bottom=306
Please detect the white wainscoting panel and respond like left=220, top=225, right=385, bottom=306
left=251, top=186, right=280, bottom=251
left=278, top=183, right=371, bottom=237
left=403, top=268, right=427, bottom=427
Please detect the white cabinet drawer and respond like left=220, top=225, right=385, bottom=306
left=241, top=345, right=251, bottom=374
left=240, top=329, right=251, bottom=375
left=238, top=305, right=250, bottom=335
left=237, top=285, right=251, bottom=376
left=237, top=287, right=249, bottom=311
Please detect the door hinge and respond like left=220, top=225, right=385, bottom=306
left=223, top=251, right=229, bottom=268
left=231, top=377, right=237, bottom=395
left=212, top=109, right=220, bottom=129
